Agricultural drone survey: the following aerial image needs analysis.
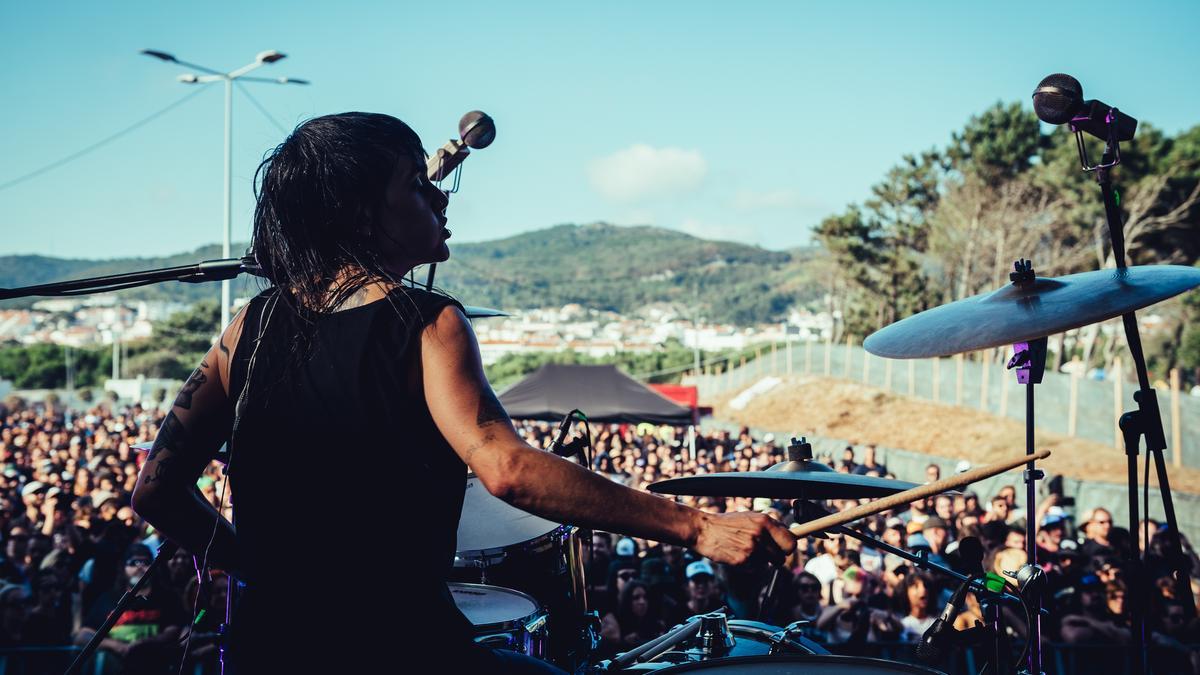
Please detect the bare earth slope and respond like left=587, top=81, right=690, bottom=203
left=710, top=375, right=1200, bottom=495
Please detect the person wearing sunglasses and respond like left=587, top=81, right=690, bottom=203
left=1080, top=508, right=1116, bottom=558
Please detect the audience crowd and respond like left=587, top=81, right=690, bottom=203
left=1, top=398, right=1198, bottom=673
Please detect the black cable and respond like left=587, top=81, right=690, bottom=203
left=1144, top=450, right=1151, bottom=562
left=0, top=87, right=210, bottom=193
left=234, top=82, right=289, bottom=135
left=177, top=293, right=277, bottom=674
left=1014, top=580, right=1034, bottom=675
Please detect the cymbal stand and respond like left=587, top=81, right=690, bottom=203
left=1076, top=109, right=1193, bottom=675
left=1004, top=312, right=1047, bottom=675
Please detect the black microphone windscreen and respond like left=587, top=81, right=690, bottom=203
left=915, top=619, right=951, bottom=664
left=459, top=111, right=496, bottom=149
left=1032, top=73, right=1083, bottom=125
left=958, top=536, right=984, bottom=574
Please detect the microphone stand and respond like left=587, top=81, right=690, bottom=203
left=0, top=256, right=261, bottom=300
left=65, top=540, right=179, bottom=675
left=1005, top=321, right=1046, bottom=675
left=6, top=258, right=263, bottom=675
left=794, top=502, right=1028, bottom=673
left=1074, top=110, right=1193, bottom=675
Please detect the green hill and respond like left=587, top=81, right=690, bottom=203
left=0, top=223, right=825, bottom=325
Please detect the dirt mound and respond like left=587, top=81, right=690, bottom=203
left=710, top=375, right=1200, bottom=495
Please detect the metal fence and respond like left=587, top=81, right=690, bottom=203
left=691, top=338, right=1200, bottom=468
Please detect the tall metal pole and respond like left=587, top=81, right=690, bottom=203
left=221, top=78, right=233, bottom=330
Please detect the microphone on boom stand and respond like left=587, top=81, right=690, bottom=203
left=916, top=537, right=984, bottom=666
left=550, top=409, right=589, bottom=464
left=423, top=111, right=496, bottom=291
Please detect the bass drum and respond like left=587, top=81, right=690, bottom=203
left=652, top=655, right=946, bottom=673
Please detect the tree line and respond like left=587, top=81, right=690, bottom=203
left=813, top=102, right=1200, bottom=382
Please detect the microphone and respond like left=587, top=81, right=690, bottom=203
left=916, top=537, right=984, bottom=665
left=550, top=411, right=575, bottom=456
left=427, top=110, right=496, bottom=182
left=1032, top=73, right=1137, bottom=142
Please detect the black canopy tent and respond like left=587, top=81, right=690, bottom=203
left=498, top=363, right=694, bottom=425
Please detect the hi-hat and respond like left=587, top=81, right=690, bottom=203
left=648, top=443, right=921, bottom=500
left=464, top=306, right=509, bottom=318
left=864, top=264, right=1200, bottom=359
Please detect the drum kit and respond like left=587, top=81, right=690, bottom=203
left=449, top=257, right=1200, bottom=675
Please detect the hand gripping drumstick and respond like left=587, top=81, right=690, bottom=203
left=789, top=449, right=1051, bottom=539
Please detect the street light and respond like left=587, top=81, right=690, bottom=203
left=141, top=49, right=308, bottom=329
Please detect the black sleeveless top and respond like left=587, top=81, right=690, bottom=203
left=226, top=286, right=474, bottom=668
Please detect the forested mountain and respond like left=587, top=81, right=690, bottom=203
left=0, top=223, right=826, bottom=325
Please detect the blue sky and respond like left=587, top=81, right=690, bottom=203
left=2, top=0, right=1198, bottom=260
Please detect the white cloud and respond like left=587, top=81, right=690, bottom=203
left=588, top=144, right=707, bottom=203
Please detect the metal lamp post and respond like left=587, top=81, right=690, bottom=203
left=141, top=49, right=308, bottom=329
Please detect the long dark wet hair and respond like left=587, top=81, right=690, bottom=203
left=251, top=112, right=426, bottom=323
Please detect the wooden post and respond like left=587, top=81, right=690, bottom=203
left=1113, top=357, right=1123, bottom=451
left=786, top=338, right=793, bottom=375
left=907, top=360, right=915, bottom=396
left=843, top=336, right=853, bottom=378
left=932, top=358, right=941, bottom=402
left=805, top=339, right=813, bottom=374
left=955, top=353, right=965, bottom=406
left=1171, top=368, right=1182, bottom=468
left=979, top=350, right=990, bottom=411
left=862, top=349, right=871, bottom=384
left=999, top=349, right=1010, bottom=419
left=824, top=332, right=833, bottom=376
left=885, top=358, right=893, bottom=391
left=1068, top=357, right=1080, bottom=437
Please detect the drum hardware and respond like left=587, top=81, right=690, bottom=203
left=603, top=612, right=829, bottom=672
left=765, top=621, right=812, bottom=655
left=606, top=610, right=721, bottom=671
left=696, top=614, right=735, bottom=658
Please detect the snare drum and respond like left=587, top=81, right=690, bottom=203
left=449, top=583, right=550, bottom=659
left=453, top=474, right=589, bottom=664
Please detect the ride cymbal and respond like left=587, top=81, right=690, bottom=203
left=864, top=265, right=1200, bottom=359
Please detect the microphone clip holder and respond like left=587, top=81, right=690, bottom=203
left=1072, top=105, right=1124, bottom=174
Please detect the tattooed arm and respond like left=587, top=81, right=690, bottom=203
left=131, top=310, right=247, bottom=576
left=422, top=306, right=795, bottom=567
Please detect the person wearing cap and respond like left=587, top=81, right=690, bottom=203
left=684, top=559, right=722, bottom=616
left=1060, top=574, right=1131, bottom=645
left=922, top=517, right=951, bottom=566
left=1037, top=512, right=1069, bottom=563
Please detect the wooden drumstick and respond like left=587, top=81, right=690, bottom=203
left=789, top=449, right=1051, bottom=539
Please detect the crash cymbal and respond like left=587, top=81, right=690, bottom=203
left=864, top=264, right=1200, bottom=359
left=648, top=459, right=921, bottom=500
left=464, top=306, right=509, bottom=318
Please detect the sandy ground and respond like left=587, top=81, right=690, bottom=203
left=709, top=375, right=1200, bottom=495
